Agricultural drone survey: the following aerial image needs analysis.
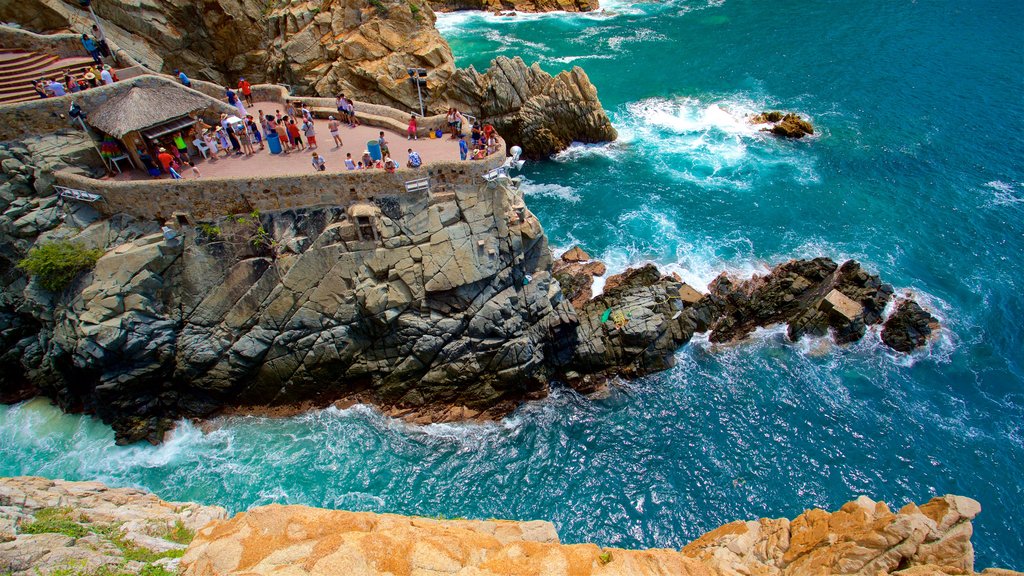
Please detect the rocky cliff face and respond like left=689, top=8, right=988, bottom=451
left=0, top=143, right=576, bottom=444
left=2, top=477, right=1011, bottom=576
left=442, top=56, right=619, bottom=159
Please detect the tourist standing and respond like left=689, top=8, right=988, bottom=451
left=345, top=98, right=359, bottom=127
left=274, top=120, right=290, bottom=154
left=157, top=147, right=175, bottom=173
left=458, top=135, right=468, bottom=160
left=328, top=116, right=342, bottom=148
left=302, top=118, right=317, bottom=149
left=407, top=115, right=418, bottom=140
left=246, top=116, right=264, bottom=150
left=238, top=78, right=253, bottom=107
left=80, top=34, right=102, bottom=65
left=175, top=69, right=192, bottom=88
left=91, top=25, right=111, bottom=58
left=287, top=119, right=305, bottom=151
left=378, top=131, right=390, bottom=157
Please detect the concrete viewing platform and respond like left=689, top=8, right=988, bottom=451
left=105, top=101, right=483, bottom=182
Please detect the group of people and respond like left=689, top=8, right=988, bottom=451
left=30, top=25, right=116, bottom=98
left=32, top=64, right=116, bottom=98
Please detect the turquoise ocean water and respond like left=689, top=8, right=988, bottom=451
left=2, top=0, right=1023, bottom=567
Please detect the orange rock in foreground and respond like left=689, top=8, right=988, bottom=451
left=180, top=494, right=1016, bottom=576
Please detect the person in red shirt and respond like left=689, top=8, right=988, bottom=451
left=238, top=78, right=253, bottom=107
left=156, top=147, right=175, bottom=174
left=287, top=119, right=305, bottom=151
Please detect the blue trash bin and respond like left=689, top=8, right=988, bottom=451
left=266, top=131, right=282, bottom=155
left=367, top=140, right=382, bottom=161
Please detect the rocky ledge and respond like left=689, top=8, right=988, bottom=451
left=428, top=0, right=598, bottom=13
left=1, top=476, right=1016, bottom=576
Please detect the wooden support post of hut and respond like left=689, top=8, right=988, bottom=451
left=86, top=84, right=214, bottom=173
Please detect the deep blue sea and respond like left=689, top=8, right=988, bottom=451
left=2, top=0, right=1022, bottom=568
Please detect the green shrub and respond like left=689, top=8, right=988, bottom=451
left=17, top=241, right=103, bottom=292
left=598, top=551, right=613, bottom=565
left=369, top=0, right=389, bottom=15
left=197, top=223, right=222, bottom=239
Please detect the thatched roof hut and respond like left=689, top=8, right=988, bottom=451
left=88, top=84, right=211, bottom=139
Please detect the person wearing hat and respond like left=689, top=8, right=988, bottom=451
left=328, top=116, right=342, bottom=148
left=156, top=147, right=175, bottom=174
left=83, top=68, right=98, bottom=88
left=311, top=152, right=326, bottom=172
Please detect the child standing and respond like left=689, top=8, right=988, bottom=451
left=407, top=115, right=418, bottom=140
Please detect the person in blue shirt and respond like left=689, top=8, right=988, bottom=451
left=406, top=148, right=422, bottom=168
left=80, top=34, right=102, bottom=65
left=458, top=135, right=468, bottom=161
left=175, top=69, right=192, bottom=88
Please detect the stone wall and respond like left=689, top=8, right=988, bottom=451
left=0, top=24, right=137, bottom=68
left=55, top=154, right=505, bottom=221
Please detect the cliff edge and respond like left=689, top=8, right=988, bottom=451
left=0, top=477, right=1016, bottom=576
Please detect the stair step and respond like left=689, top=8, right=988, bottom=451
left=0, top=54, right=57, bottom=72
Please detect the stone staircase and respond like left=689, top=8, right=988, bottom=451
left=0, top=49, right=99, bottom=104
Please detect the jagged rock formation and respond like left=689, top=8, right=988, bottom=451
left=261, top=0, right=457, bottom=112
left=883, top=298, right=941, bottom=352
left=0, top=476, right=226, bottom=576
left=751, top=111, right=815, bottom=138
left=442, top=56, right=618, bottom=159
left=552, top=245, right=606, bottom=309
left=428, top=0, right=598, bottom=13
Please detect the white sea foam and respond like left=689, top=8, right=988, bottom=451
left=614, top=94, right=819, bottom=190
left=519, top=178, right=582, bottom=202
left=606, top=28, right=669, bottom=52
left=982, top=180, right=1023, bottom=207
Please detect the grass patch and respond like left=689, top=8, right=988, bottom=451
left=598, top=551, right=613, bottom=565
left=19, top=506, right=88, bottom=538
left=162, top=519, right=194, bottom=545
left=369, top=0, right=389, bottom=15
left=17, top=241, right=103, bottom=292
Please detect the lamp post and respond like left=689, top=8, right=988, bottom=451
left=406, top=67, right=428, bottom=117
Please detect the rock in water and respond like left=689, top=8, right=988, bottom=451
left=771, top=113, right=815, bottom=138
left=552, top=246, right=605, bottom=311
left=441, top=56, right=618, bottom=159
left=882, top=298, right=940, bottom=352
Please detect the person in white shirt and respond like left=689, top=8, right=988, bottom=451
left=311, top=152, right=326, bottom=172
left=344, top=153, right=356, bottom=170
left=100, top=67, right=113, bottom=85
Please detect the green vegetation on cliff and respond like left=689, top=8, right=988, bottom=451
left=17, top=240, right=103, bottom=292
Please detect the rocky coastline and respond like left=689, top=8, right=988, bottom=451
left=0, top=139, right=939, bottom=444
left=0, top=476, right=1016, bottom=576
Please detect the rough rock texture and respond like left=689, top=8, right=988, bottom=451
left=442, top=56, right=618, bottom=159
left=0, top=146, right=576, bottom=444
left=752, top=111, right=815, bottom=138
left=882, top=298, right=941, bottom=352
left=551, top=245, right=606, bottom=310
left=683, top=494, right=989, bottom=576
left=0, top=476, right=226, bottom=576
left=428, top=0, right=598, bottom=13
left=176, top=492, right=1005, bottom=576
left=261, top=0, right=457, bottom=112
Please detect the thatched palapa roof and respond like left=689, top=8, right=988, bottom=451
left=87, top=84, right=212, bottom=138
